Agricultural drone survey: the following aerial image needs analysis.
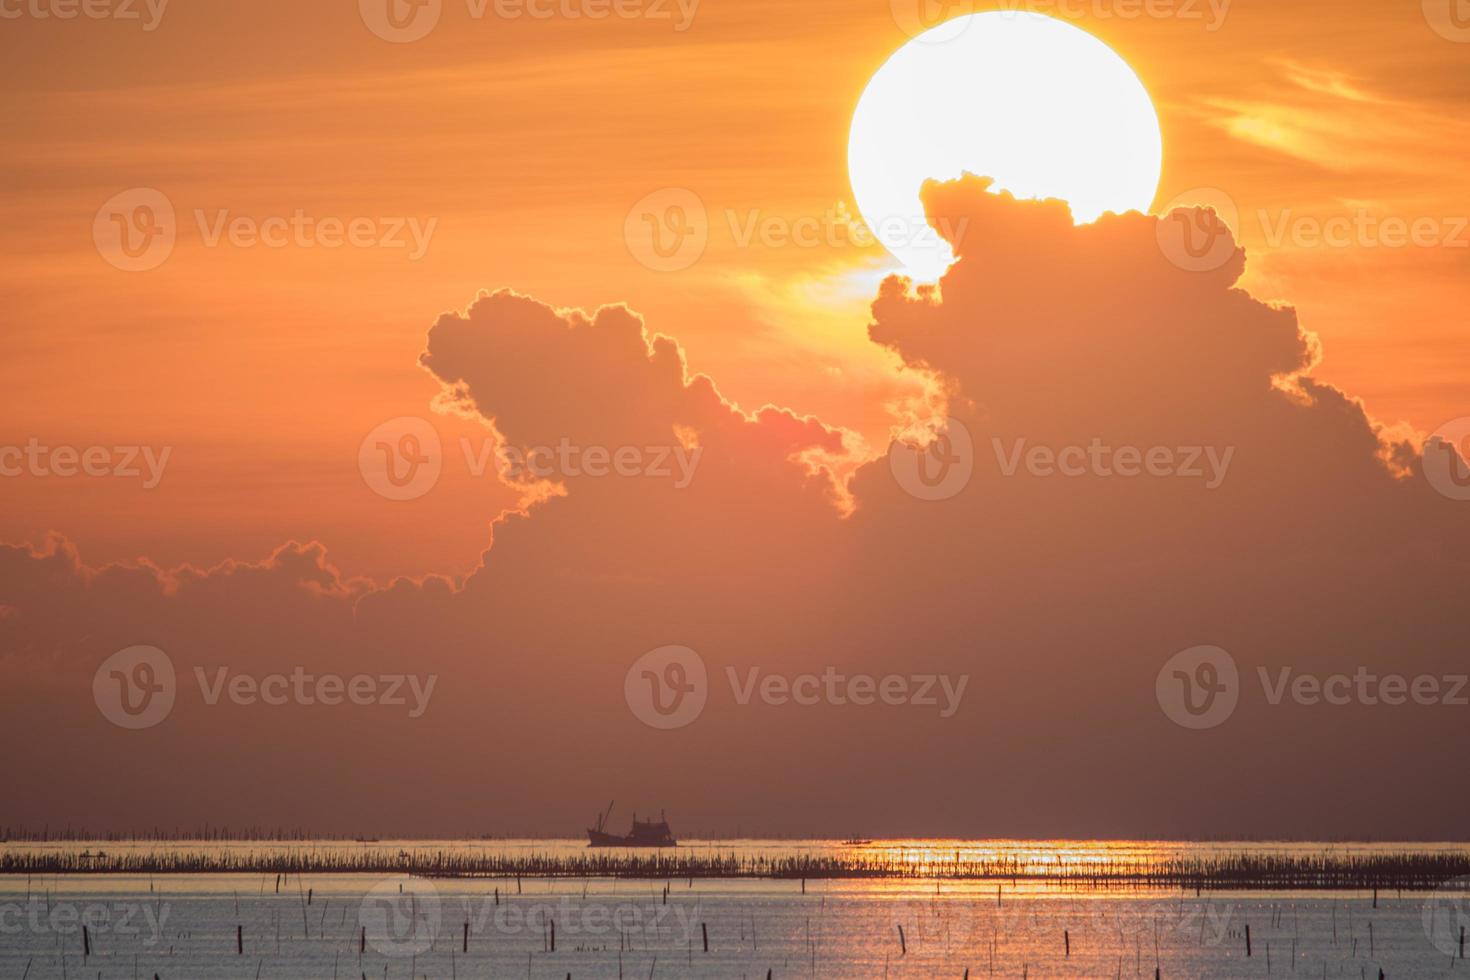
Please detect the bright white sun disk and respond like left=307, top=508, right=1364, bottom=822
left=848, top=12, right=1163, bottom=279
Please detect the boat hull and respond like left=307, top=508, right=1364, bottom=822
left=587, top=829, right=676, bottom=848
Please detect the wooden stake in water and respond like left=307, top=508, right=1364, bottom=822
left=897, top=924, right=907, bottom=956
left=1245, top=924, right=1252, bottom=957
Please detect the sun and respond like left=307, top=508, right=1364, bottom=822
left=849, top=12, right=1163, bottom=279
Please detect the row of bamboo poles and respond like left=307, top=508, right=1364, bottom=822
left=6, top=847, right=1470, bottom=890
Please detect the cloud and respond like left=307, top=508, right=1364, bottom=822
left=3, top=177, right=1467, bottom=838
left=1195, top=62, right=1470, bottom=182
left=420, top=287, right=857, bottom=506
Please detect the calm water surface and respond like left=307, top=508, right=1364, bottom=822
left=2, top=840, right=1467, bottom=978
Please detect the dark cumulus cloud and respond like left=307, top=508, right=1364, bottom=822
left=2, top=177, right=1466, bottom=839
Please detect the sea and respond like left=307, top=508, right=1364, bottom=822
left=2, top=839, right=1467, bottom=978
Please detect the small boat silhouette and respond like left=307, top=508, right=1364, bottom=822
left=587, top=801, right=676, bottom=848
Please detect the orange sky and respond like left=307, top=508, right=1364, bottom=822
left=6, top=1, right=1470, bottom=838
left=2, top=0, right=1466, bottom=583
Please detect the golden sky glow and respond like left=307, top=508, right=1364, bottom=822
left=6, top=1, right=1470, bottom=840
left=2, top=2, right=1467, bottom=575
